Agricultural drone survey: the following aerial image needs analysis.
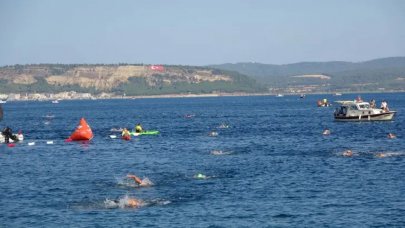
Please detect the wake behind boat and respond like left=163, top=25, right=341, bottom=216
left=334, top=100, right=396, bottom=121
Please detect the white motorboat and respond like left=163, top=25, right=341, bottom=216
left=334, top=101, right=396, bottom=121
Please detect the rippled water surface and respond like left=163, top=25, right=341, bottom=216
left=1, top=93, right=404, bottom=227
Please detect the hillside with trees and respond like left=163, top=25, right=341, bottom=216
left=1, top=57, right=404, bottom=97
left=210, top=57, right=405, bottom=93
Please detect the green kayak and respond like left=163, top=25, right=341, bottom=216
left=130, top=130, right=160, bottom=136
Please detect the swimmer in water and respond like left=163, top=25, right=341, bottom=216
left=107, top=196, right=144, bottom=208
left=194, top=173, right=207, bottom=179
left=184, top=114, right=195, bottom=118
left=127, top=174, right=153, bottom=187
left=210, top=150, right=231, bottom=155
left=387, top=133, right=396, bottom=139
left=376, top=153, right=387, bottom=158
left=375, top=152, right=402, bottom=158
left=208, top=131, right=218, bottom=137
left=110, top=127, right=124, bottom=132
left=342, top=150, right=353, bottom=157
left=211, top=150, right=224, bottom=155
left=126, top=198, right=143, bottom=207
left=322, top=128, right=331, bottom=135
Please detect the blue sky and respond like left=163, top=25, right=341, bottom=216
left=0, top=0, right=404, bottom=65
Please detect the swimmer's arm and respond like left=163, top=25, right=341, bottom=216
left=127, top=174, right=142, bottom=184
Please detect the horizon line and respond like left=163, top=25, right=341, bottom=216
left=1, top=56, right=404, bottom=68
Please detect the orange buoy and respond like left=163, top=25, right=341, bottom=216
left=68, top=118, right=93, bottom=141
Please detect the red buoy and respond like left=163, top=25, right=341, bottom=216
left=68, top=118, right=93, bottom=141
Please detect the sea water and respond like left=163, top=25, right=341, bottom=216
left=0, top=93, right=404, bottom=227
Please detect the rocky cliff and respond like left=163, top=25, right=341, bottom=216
left=0, top=64, right=263, bottom=95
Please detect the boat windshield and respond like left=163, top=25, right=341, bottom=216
left=358, top=104, right=370, bottom=109
left=348, top=105, right=358, bottom=110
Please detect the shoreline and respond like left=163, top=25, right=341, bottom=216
left=2, top=90, right=405, bottom=102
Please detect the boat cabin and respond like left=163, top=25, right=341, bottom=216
left=334, top=101, right=395, bottom=121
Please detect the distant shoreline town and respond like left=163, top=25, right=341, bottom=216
left=1, top=91, right=267, bottom=101
left=1, top=90, right=404, bottom=102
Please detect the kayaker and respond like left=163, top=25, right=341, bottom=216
left=135, top=123, right=143, bottom=133
left=121, top=128, right=130, bottom=137
left=121, top=128, right=131, bottom=140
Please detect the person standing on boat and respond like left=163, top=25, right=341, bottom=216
left=381, top=100, right=389, bottom=112
left=370, top=99, right=376, bottom=108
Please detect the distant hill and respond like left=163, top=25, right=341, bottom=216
left=1, top=57, right=404, bottom=96
left=210, top=57, right=405, bottom=93
left=0, top=64, right=266, bottom=95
